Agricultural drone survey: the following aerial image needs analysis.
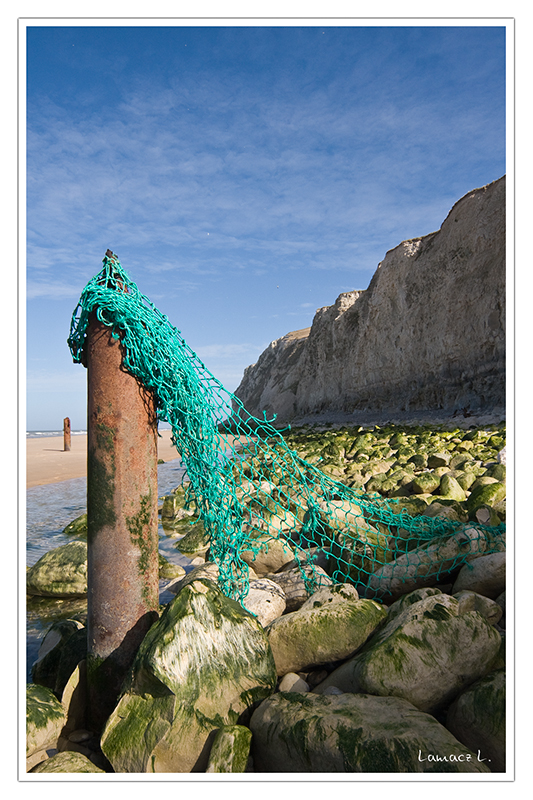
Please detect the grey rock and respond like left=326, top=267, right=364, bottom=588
left=249, top=692, right=491, bottom=772
left=278, top=672, right=310, bottom=693
left=265, top=565, right=333, bottom=612
left=244, top=578, right=286, bottom=626
left=446, top=670, right=506, bottom=772
left=314, top=593, right=501, bottom=713
left=453, top=590, right=503, bottom=626
left=452, top=552, right=506, bottom=598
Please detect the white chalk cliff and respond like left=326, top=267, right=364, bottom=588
left=234, top=176, right=505, bottom=423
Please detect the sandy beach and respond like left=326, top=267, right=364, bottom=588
left=26, top=429, right=181, bottom=489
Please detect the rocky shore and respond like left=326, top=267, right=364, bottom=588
left=26, top=419, right=506, bottom=774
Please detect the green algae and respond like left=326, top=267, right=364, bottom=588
left=206, top=725, right=252, bottom=773
left=126, top=491, right=157, bottom=607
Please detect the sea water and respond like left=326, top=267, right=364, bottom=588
left=26, top=429, right=88, bottom=439
left=26, top=459, right=194, bottom=682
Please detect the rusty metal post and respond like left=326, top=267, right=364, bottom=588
left=63, top=417, right=71, bottom=451
left=85, top=283, right=159, bottom=731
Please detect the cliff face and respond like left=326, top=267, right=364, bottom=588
left=234, top=176, right=505, bottom=424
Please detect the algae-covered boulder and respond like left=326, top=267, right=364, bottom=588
left=158, top=552, right=186, bottom=580
left=438, top=474, right=467, bottom=502
left=173, top=521, right=210, bottom=556
left=62, top=513, right=87, bottom=538
left=161, top=489, right=192, bottom=522
left=366, top=525, right=491, bottom=600
left=100, top=578, right=276, bottom=773
left=299, top=582, right=359, bottom=610
left=266, top=596, right=387, bottom=676
left=314, top=593, right=501, bottom=713
left=26, top=683, right=66, bottom=759
left=29, top=751, right=105, bottom=773
left=445, top=669, right=505, bottom=772
left=205, top=725, right=252, bottom=773
left=27, top=541, right=183, bottom=599
left=249, top=692, right=491, bottom=773
left=466, top=481, right=506, bottom=515
left=410, top=472, right=441, bottom=495
left=427, top=452, right=451, bottom=468
left=26, top=542, right=88, bottom=598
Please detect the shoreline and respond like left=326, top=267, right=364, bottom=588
left=26, top=411, right=505, bottom=489
left=26, top=429, right=181, bottom=489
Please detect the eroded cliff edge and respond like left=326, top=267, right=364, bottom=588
left=233, top=176, right=505, bottom=425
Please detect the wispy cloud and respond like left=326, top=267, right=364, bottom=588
left=26, top=280, right=85, bottom=300
left=24, top=25, right=506, bottom=426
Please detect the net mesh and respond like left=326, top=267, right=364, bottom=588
left=68, top=255, right=506, bottom=605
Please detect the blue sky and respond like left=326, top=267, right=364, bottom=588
left=25, top=22, right=507, bottom=431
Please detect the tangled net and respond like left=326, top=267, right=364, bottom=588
left=68, top=254, right=505, bottom=605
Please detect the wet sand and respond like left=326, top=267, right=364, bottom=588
left=26, top=429, right=181, bottom=489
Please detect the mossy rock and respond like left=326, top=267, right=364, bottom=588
left=427, top=452, right=451, bottom=468
left=423, top=502, right=467, bottom=524
left=30, top=751, right=105, bottom=773
left=26, top=541, right=88, bottom=598
left=389, top=433, right=408, bottom=448
left=26, top=683, right=66, bottom=758
left=62, top=513, right=87, bottom=538
left=466, top=482, right=506, bottom=514
left=470, top=476, right=499, bottom=492
left=172, top=520, right=209, bottom=551
left=100, top=579, right=276, bottom=773
left=160, top=486, right=192, bottom=521
left=316, top=594, right=501, bottom=714
left=449, top=453, right=472, bottom=470
left=249, top=692, right=491, bottom=773
left=266, top=597, right=387, bottom=676
left=455, top=471, right=477, bottom=491
left=407, top=453, right=427, bottom=469
left=456, top=441, right=475, bottom=452
left=484, top=463, right=506, bottom=482
left=205, top=725, right=252, bottom=773
left=365, top=475, right=388, bottom=493
left=410, top=473, right=441, bottom=495
left=438, top=474, right=467, bottom=502
left=446, top=670, right=506, bottom=772
left=393, top=496, right=432, bottom=516
left=158, top=553, right=186, bottom=580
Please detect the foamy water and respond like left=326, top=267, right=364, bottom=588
left=26, top=430, right=87, bottom=439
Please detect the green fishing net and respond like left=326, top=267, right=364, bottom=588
left=68, top=254, right=506, bottom=605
